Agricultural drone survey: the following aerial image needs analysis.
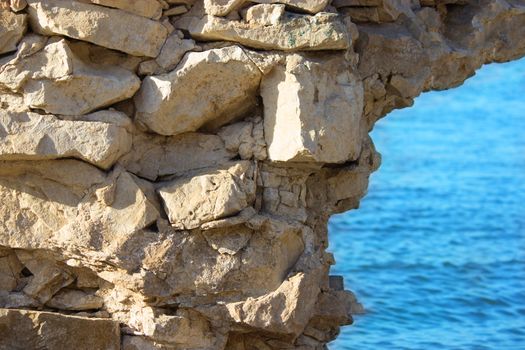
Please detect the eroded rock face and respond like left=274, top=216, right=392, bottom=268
left=0, top=308, right=120, bottom=350
left=182, top=11, right=350, bottom=51
left=134, top=45, right=262, bottom=135
left=0, top=110, right=132, bottom=169
left=0, top=0, right=524, bottom=349
left=0, top=37, right=140, bottom=115
left=0, top=4, right=27, bottom=55
left=26, top=0, right=168, bottom=57
left=262, top=53, right=364, bottom=163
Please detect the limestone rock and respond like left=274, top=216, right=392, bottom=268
left=158, top=161, right=256, bottom=229
left=9, top=0, right=27, bottom=12
left=135, top=46, right=261, bottom=136
left=226, top=271, right=320, bottom=336
left=155, top=31, right=198, bottom=72
left=0, top=0, right=523, bottom=348
left=119, top=131, right=235, bottom=181
left=183, top=12, right=350, bottom=51
left=0, top=110, right=132, bottom=169
left=0, top=6, right=26, bottom=55
left=0, top=160, right=160, bottom=268
left=218, top=117, right=267, bottom=160
left=137, top=307, right=215, bottom=347
left=335, top=0, right=414, bottom=22
left=46, top=289, right=104, bottom=311
left=0, top=37, right=140, bottom=115
left=0, top=291, right=40, bottom=309
left=0, top=248, right=23, bottom=292
left=204, top=0, right=330, bottom=16
left=17, top=253, right=74, bottom=304
left=262, top=54, right=364, bottom=163
left=0, top=309, right=120, bottom=350
left=243, top=3, right=285, bottom=26
left=83, top=0, right=164, bottom=19
left=26, top=0, right=168, bottom=57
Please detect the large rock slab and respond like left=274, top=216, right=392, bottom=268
left=0, top=308, right=120, bottom=350
left=226, top=271, right=321, bottom=336
left=204, top=0, right=330, bottom=16
left=82, top=0, right=164, bottom=19
left=158, top=161, right=256, bottom=229
left=261, top=54, right=364, bottom=163
left=183, top=12, right=350, bottom=51
left=135, top=46, right=261, bottom=136
left=0, top=110, right=132, bottom=169
left=0, top=6, right=26, bottom=54
left=0, top=160, right=159, bottom=259
left=119, top=131, right=235, bottom=181
left=0, top=37, right=140, bottom=115
left=26, top=0, right=168, bottom=57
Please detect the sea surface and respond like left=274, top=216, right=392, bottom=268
left=328, top=58, right=525, bottom=349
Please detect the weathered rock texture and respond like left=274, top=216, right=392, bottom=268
left=0, top=0, right=524, bottom=349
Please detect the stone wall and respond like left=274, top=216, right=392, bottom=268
left=0, top=0, right=523, bottom=349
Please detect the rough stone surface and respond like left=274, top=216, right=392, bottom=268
left=262, top=53, right=364, bottom=163
left=0, top=5, right=27, bottom=55
left=26, top=0, right=168, bottom=57
left=0, top=110, right=132, bottom=169
left=0, top=0, right=523, bottom=348
left=0, top=308, right=120, bottom=350
left=0, top=37, right=140, bottom=115
left=84, top=0, right=164, bottom=19
left=181, top=12, right=350, bottom=51
left=158, top=161, right=256, bottom=229
left=204, top=0, right=330, bottom=16
left=134, top=46, right=262, bottom=135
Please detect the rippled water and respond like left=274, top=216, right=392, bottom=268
left=328, top=58, right=525, bottom=349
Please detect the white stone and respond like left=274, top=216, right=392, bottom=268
left=158, top=161, right=255, bottom=229
left=184, top=12, right=350, bottom=51
left=135, top=46, right=261, bottom=136
left=0, top=6, right=26, bottom=54
left=262, top=54, right=364, bottom=163
left=27, top=0, right=168, bottom=57
left=0, top=110, right=132, bottom=170
left=119, top=131, right=235, bottom=181
left=204, top=0, right=330, bottom=16
left=0, top=38, right=140, bottom=115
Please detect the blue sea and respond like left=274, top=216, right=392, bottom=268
left=328, top=58, right=525, bottom=349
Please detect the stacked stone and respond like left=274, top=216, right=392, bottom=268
left=0, top=0, right=523, bottom=349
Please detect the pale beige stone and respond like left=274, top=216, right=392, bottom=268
left=335, top=0, right=414, bottom=22
left=0, top=110, right=132, bottom=169
left=218, top=118, right=268, bottom=160
left=204, top=0, right=330, bottom=16
left=46, top=289, right=104, bottom=311
left=0, top=7, right=26, bottom=54
left=27, top=0, right=168, bottom=57
left=184, top=12, right=349, bottom=51
left=85, top=0, right=164, bottom=19
left=0, top=38, right=140, bottom=115
left=119, top=131, right=235, bottom=181
left=0, top=309, right=120, bottom=350
left=226, top=271, right=320, bottom=335
left=0, top=248, right=23, bottom=292
left=164, top=5, right=188, bottom=16
left=10, top=0, right=27, bottom=12
left=155, top=31, right=197, bottom=72
left=262, top=54, right=364, bottom=163
left=244, top=3, right=285, bottom=26
left=158, top=161, right=255, bottom=229
left=135, top=46, right=261, bottom=136
left=137, top=307, right=214, bottom=347
left=17, top=253, right=74, bottom=304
